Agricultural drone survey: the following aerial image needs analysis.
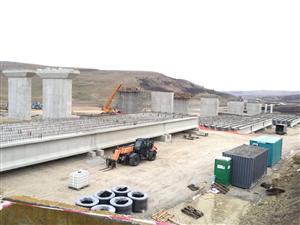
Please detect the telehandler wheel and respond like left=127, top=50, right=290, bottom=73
left=128, top=153, right=140, bottom=166
left=147, top=151, right=157, bottom=161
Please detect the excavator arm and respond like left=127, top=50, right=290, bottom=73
left=102, top=82, right=124, bottom=113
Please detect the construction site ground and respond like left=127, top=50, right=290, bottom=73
left=0, top=125, right=299, bottom=224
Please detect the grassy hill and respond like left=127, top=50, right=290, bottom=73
left=0, top=61, right=236, bottom=106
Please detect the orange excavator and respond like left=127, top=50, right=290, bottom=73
left=101, top=138, right=158, bottom=171
left=101, top=81, right=123, bottom=113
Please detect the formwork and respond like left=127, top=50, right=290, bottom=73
left=223, top=144, right=268, bottom=189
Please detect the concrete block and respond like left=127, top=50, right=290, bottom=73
left=95, top=149, right=105, bottom=157
left=227, top=101, right=244, bottom=115
left=37, top=68, right=79, bottom=119
left=158, top=134, right=172, bottom=142
left=200, top=97, right=219, bottom=116
left=3, top=70, right=35, bottom=120
left=151, top=91, right=174, bottom=113
left=87, top=151, right=96, bottom=159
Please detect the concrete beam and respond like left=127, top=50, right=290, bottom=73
left=3, top=70, right=35, bottom=120
left=0, top=116, right=198, bottom=172
left=36, top=68, right=79, bottom=119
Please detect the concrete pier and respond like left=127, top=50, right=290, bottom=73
left=174, top=97, right=190, bottom=114
left=264, top=104, right=268, bottom=113
left=37, top=68, right=79, bottom=119
left=246, top=102, right=262, bottom=116
left=270, top=104, right=274, bottom=113
left=3, top=70, right=35, bottom=120
left=117, top=90, right=151, bottom=113
left=151, top=91, right=174, bottom=113
left=200, top=97, right=219, bottom=116
left=227, top=101, right=244, bottom=115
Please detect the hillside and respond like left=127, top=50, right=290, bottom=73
left=0, top=61, right=235, bottom=105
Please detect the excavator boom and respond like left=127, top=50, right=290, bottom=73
left=102, top=81, right=123, bottom=112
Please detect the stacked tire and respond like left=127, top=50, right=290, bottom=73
left=76, top=185, right=148, bottom=215
left=75, top=196, right=99, bottom=208
left=127, top=191, right=148, bottom=212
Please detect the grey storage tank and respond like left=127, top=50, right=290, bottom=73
left=223, top=144, right=268, bottom=189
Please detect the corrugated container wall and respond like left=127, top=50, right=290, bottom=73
left=250, top=136, right=283, bottom=167
left=223, top=144, right=268, bottom=189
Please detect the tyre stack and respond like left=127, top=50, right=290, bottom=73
left=75, top=185, right=148, bottom=214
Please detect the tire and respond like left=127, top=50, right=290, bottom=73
left=147, top=151, right=157, bottom=161
left=109, top=197, right=133, bottom=214
left=75, top=196, right=99, bottom=208
left=127, top=191, right=148, bottom=212
left=111, top=185, right=131, bottom=197
left=94, top=189, right=115, bottom=204
left=91, top=204, right=116, bottom=213
left=128, top=153, right=140, bottom=166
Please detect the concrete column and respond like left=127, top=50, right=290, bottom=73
left=200, top=97, right=219, bottom=116
left=264, top=104, right=268, bottom=113
left=227, top=101, right=244, bottom=115
left=270, top=104, right=273, bottom=114
left=174, top=98, right=190, bottom=114
left=246, top=103, right=262, bottom=116
left=3, top=70, right=35, bottom=120
left=37, top=68, right=79, bottom=119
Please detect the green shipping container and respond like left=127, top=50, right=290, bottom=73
left=214, top=156, right=231, bottom=187
left=250, top=136, right=283, bottom=167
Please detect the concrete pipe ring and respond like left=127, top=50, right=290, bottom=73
left=94, top=189, right=115, bottom=204
left=111, top=185, right=131, bottom=197
left=109, top=197, right=133, bottom=214
left=75, top=196, right=99, bottom=208
left=91, top=204, right=116, bottom=213
left=127, top=191, right=148, bottom=212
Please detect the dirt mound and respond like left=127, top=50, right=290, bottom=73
left=239, top=152, right=300, bottom=225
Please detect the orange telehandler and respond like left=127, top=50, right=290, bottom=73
left=102, top=138, right=157, bottom=171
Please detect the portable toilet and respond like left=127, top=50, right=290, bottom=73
left=250, top=136, right=283, bottom=167
left=214, top=156, right=231, bottom=187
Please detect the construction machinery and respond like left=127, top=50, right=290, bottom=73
left=101, top=82, right=123, bottom=113
left=102, top=138, right=157, bottom=171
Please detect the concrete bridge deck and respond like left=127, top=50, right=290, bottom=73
left=0, top=113, right=198, bottom=172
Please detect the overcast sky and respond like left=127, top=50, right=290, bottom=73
left=0, top=0, right=299, bottom=91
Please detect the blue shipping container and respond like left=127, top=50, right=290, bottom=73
left=250, top=136, right=283, bottom=167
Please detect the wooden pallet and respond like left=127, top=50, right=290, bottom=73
left=152, top=210, right=181, bottom=225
